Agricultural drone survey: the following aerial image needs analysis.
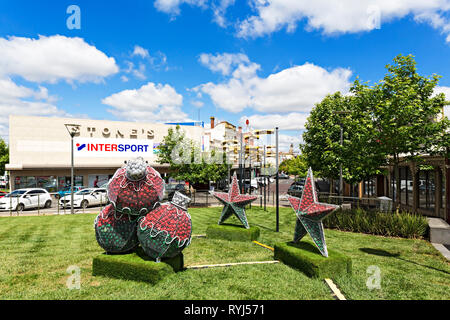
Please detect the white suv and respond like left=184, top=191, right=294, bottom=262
left=0, top=188, right=52, bottom=212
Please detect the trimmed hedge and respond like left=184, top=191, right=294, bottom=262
left=323, top=208, right=428, bottom=239
left=206, top=224, right=260, bottom=242
left=274, top=241, right=352, bottom=279
left=92, top=247, right=183, bottom=284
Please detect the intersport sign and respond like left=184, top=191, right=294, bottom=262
left=73, top=138, right=154, bottom=158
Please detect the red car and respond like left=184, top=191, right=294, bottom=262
left=0, top=191, right=7, bottom=198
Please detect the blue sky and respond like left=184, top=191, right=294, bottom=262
left=0, top=0, right=449, bottom=150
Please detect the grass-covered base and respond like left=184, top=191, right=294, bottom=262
left=206, top=224, right=260, bottom=242
left=92, top=248, right=184, bottom=284
left=274, top=241, right=352, bottom=279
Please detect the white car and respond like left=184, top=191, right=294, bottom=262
left=0, top=188, right=52, bottom=212
left=59, top=188, right=108, bottom=209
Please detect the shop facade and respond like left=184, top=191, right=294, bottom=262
left=6, top=115, right=202, bottom=193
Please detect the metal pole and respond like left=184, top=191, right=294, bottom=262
left=340, top=125, right=344, bottom=198
left=239, top=131, right=243, bottom=192
left=276, top=127, right=279, bottom=232
left=264, top=145, right=266, bottom=211
left=70, top=136, right=74, bottom=214
left=243, top=154, right=246, bottom=194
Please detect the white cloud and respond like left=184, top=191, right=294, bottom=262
left=191, top=100, right=204, bottom=107
left=278, top=134, right=302, bottom=152
left=196, top=55, right=352, bottom=113
left=434, top=86, right=450, bottom=99
left=0, top=35, right=119, bottom=84
left=212, top=0, right=235, bottom=27
left=239, top=113, right=309, bottom=131
left=199, top=52, right=250, bottom=75
left=434, top=86, right=450, bottom=119
left=0, top=77, right=70, bottom=140
left=154, top=0, right=207, bottom=15
left=132, top=45, right=150, bottom=58
left=102, top=82, right=188, bottom=123
left=235, top=0, right=450, bottom=40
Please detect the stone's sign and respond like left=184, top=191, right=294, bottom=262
left=70, top=125, right=155, bottom=140
left=74, top=138, right=154, bottom=158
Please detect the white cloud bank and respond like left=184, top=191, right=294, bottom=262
left=0, top=35, right=119, bottom=141
left=196, top=53, right=352, bottom=113
left=154, top=0, right=450, bottom=43
left=102, top=82, right=189, bottom=123
left=237, top=0, right=450, bottom=41
left=0, top=35, right=119, bottom=83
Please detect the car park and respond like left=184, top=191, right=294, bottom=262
left=0, top=188, right=52, bottom=212
left=59, top=188, right=108, bottom=209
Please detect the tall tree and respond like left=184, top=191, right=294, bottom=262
left=301, top=92, right=385, bottom=185
left=157, top=126, right=229, bottom=186
left=279, top=154, right=308, bottom=178
left=369, top=54, right=449, bottom=205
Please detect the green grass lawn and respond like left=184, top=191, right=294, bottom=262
left=0, top=206, right=448, bottom=300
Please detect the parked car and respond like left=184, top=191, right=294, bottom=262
left=164, top=183, right=188, bottom=200
left=278, top=173, right=290, bottom=179
left=0, top=188, right=52, bottom=212
left=59, top=188, right=108, bottom=209
left=287, top=183, right=304, bottom=197
left=256, top=176, right=274, bottom=185
left=55, top=186, right=86, bottom=199
left=0, top=191, right=7, bottom=198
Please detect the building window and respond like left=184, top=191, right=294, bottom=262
left=442, top=170, right=446, bottom=209
left=399, top=167, right=412, bottom=206
left=14, top=176, right=37, bottom=189
left=363, top=176, right=375, bottom=197
left=390, top=171, right=396, bottom=200
left=418, top=168, right=436, bottom=211
left=37, top=176, right=57, bottom=192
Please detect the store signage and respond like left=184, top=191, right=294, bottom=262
left=73, top=138, right=155, bottom=158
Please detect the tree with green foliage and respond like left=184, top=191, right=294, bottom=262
left=157, top=125, right=230, bottom=186
left=279, top=154, right=308, bottom=178
left=302, top=54, right=450, bottom=206
left=301, top=91, right=385, bottom=186
left=0, top=138, right=9, bottom=176
left=367, top=54, right=449, bottom=205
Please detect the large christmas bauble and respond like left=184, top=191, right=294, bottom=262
left=94, top=204, right=140, bottom=253
left=107, top=157, right=165, bottom=216
left=137, top=192, right=192, bottom=260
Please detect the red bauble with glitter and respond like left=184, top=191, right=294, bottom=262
left=137, top=192, right=192, bottom=260
left=106, top=157, right=165, bottom=216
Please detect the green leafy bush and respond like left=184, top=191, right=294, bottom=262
left=323, top=208, right=428, bottom=239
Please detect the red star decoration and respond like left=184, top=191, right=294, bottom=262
left=210, top=173, right=259, bottom=229
left=287, top=168, right=338, bottom=257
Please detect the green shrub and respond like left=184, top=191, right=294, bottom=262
left=323, top=208, right=428, bottom=239
left=274, top=241, right=352, bottom=279
left=206, top=224, right=260, bottom=242
left=92, top=248, right=183, bottom=284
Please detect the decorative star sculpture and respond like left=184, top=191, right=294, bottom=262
left=287, top=168, right=339, bottom=257
left=210, top=173, right=259, bottom=229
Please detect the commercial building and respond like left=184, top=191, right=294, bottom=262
left=6, top=115, right=205, bottom=192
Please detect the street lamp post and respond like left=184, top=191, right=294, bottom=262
left=64, top=124, right=79, bottom=215
left=333, top=111, right=351, bottom=199
left=275, top=127, right=279, bottom=232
